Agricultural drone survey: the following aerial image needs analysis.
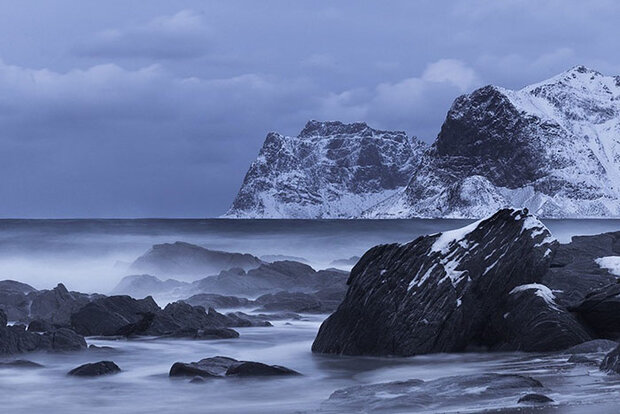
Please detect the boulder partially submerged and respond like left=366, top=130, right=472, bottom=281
left=68, top=361, right=121, bottom=377
left=169, top=356, right=300, bottom=378
left=313, top=209, right=591, bottom=356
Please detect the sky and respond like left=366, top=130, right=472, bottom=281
left=0, top=0, right=619, bottom=218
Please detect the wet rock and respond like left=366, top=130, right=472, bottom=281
left=564, top=339, right=618, bottom=354
left=0, top=280, right=36, bottom=322
left=189, top=376, right=206, bottom=383
left=518, top=393, right=554, bottom=404
left=255, top=312, right=301, bottom=321
left=130, top=241, right=263, bottom=277
left=0, top=309, right=6, bottom=327
left=0, top=360, right=44, bottom=368
left=568, top=354, right=599, bottom=364
left=225, top=361, right=300, bottom=377
left=70, top=295, right=160, bottom=336
left=570, top=281, right=620, bottom=339
left=600, top=344, right=620, bottom=373
left=169, top=356, right=300, bottom=378
left=161, top=327, right=239, bottom=340
left=68, top=361, right=121, bottom=377
left=313, top=209, right=590, bottom=356
left=29, top=283, right=95, bottom=327
left=320, top=374, right=543, bottom=413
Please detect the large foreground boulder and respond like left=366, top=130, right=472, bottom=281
left=169, top=356, right=300, bottom=378
left=313, top=209, right=590, bottom=356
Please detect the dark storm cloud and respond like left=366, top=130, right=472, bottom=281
left=0, top=0, right=618, bottom=217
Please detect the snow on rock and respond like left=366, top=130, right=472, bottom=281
left=313, top=208, right=590, bottom=356
left=367, top=65, right=620, bottom=219
left=595, top=256, right=620, bottom=276
left=227, top=66, right=620, bottom=219
left=224, top=120, right=426, bottom=218
left=510, top=283, right=558, bottom=310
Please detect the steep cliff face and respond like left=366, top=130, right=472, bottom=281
left=225, top=120, right=426, bottom=218
left=368, top=66, right=620, bottom=218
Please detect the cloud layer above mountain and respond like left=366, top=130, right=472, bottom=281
left=0, top=0, right=619, bottom=217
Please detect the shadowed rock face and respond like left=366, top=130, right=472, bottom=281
left=130, top=241, right=264, bottom=277
left=312, top=209, right=590, bottom=356
left=68, top=361, right=120, bottom=377
left=570, top=281, right=620, bottom=339
left=0, top=309, right=86, bottom=355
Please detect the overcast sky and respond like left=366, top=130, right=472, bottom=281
left=0, top=0, right=619, bottom=217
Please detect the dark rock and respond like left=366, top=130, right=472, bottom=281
left=0, top=281, right=36, bottom=322
left=0, top=309, right=6, bottom=327
left=46, top=328, right=87, bottom=351
left=543, top=232, right=620, bottom=307
left=254, top=291, right=323, bottom=313
left=194, top=261, right=348, bottom=297
left=564, top=339, right=618, bottom=354
left=225, top=361, right=300, bottom=377
left=161, top=327, right=239, bottom=340
left=600, top=344, right=620, bottom=373
left=70, top=295, right=160, bottom=336
left=313, top=209, right=590, bottom=356
left=518, top=393, right=554, bottom=404
left=68, top=361, right=121, bottom=377
left=0, top=360, right=44, bottom=368
left=170, top=356, right=238, bottom=378
left=29, top=283, right=94, bottom=327
left=169, top=356, right=299, bottom=378
left=255, top=312, right=301, bottom=321
left=130, top=242, right=263, bottom=277
left=183, top=293, right=251, bottom=309
left=570, top=281, right=620, bottom=339
left=320, top=374, right=542, bottom=413
left=27, top=320, right=53, bottom=332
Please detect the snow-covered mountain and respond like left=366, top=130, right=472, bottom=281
left=227, top=66, right=620, bottom=218
left=225, top=120, right=426, bottom=218
left=367, top=65, right=620, bottom=218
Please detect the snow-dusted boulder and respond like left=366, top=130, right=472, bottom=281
left=312, top=208, right=590, bottom=356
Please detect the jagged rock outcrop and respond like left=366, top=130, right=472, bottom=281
left=130, top=241, right=263, bottom=277
left=312, top=209, right=590, bottom=356
left=229, top=67, right=620, bottom=219
left=367, top=66, right=620, bottom=218
left=0, top=309, right=86, bottom=355
left=225, top=120, right=426, bottom=218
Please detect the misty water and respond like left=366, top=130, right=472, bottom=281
left=2, top=218, right=620, bottom=413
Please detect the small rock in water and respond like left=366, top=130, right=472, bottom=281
left=88, top=344, right=116, bottom=352
left=68, top=361, right=121, bottom=377
left=564, top=339, right=619, bottom=355
left=169, top=356, right=300, bottom=378
left=518, top=393, right=554, bottom=404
